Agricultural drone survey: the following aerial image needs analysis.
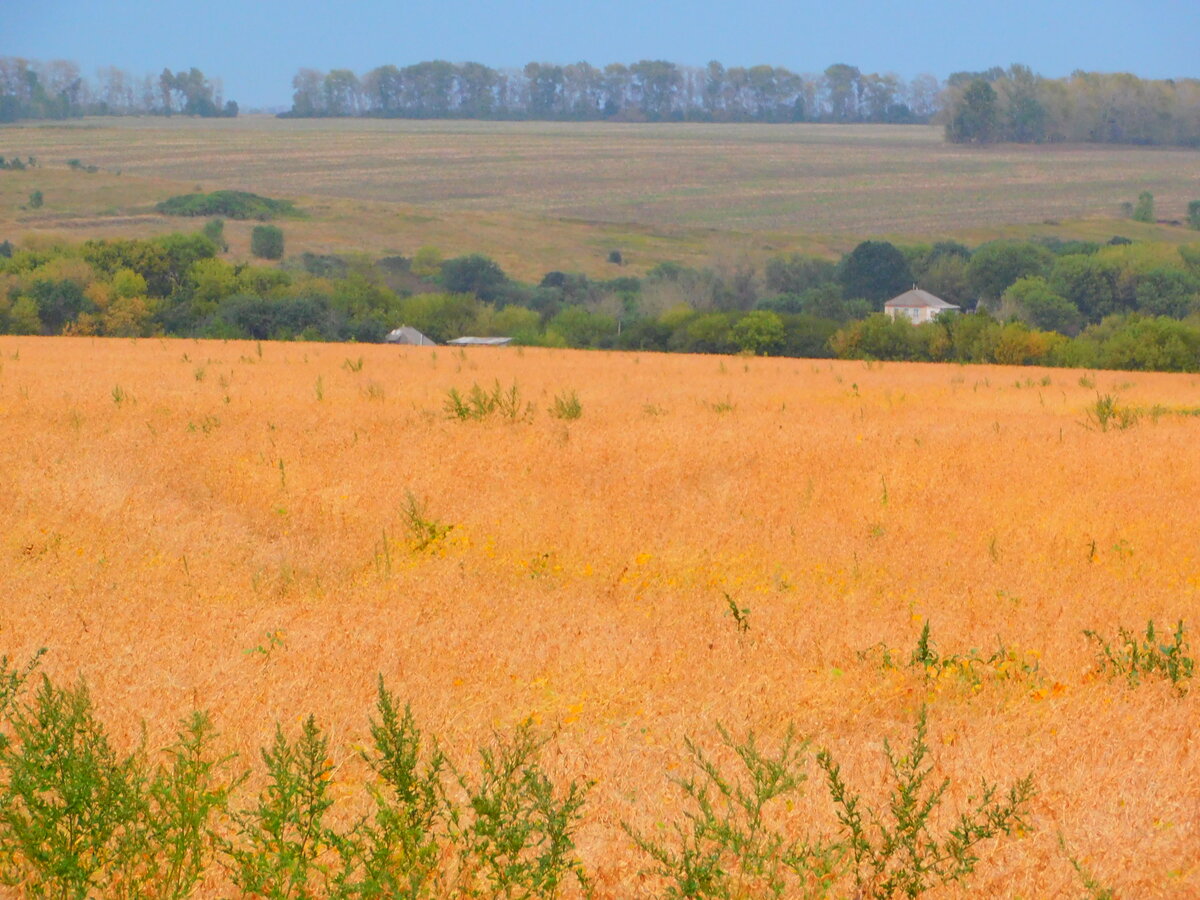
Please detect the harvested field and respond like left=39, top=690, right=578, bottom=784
left=2, top=118, right=1198, bottom=279
left=1, top=336, right=1198, bottom=896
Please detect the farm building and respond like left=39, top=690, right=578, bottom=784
left=446, top=336, right=513, bottom=347
left=385, top=326, right=436, bottom=345
left=883, top=289, right=960, bottom=324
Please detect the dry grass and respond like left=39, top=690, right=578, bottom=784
left=2, top=117, right=1198, bottom=279
left=1, top=336, right=1198, bottom=896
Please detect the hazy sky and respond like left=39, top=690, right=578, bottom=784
left=6, top=0, right=1197, bottom=109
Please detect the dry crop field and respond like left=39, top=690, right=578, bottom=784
left=3, top=117, right=1199, bottom=278
left=1, top=335, right=1198, bottom=896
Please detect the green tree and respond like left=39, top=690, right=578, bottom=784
left=732, top=309, right=785, bottom=354
left=440, top=254, right=507, bottom=302
left=946, top=78, right=998, bottom=143
left=7, top=296, right=43, bottom=334
left=202, top=218, right=227, bottom=251
left=838, top=240, right=914, bottom=307
left=1049, top=253, right=1120, bottom=321
left=250, top=225, right=284, bottom=260
left=967, top=240, right=1054, bottom=303
left=1187, top=201, right=1200, bottom=230
left=1132, top=191, right=1155, bottom=223
left=28, top=190, right=43, bottom=209
left=1004, top=276, right=1083, bottom=334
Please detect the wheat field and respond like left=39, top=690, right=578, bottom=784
left=1, top=336, right=1198, bottom=896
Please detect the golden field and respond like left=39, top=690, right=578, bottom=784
left=3, top=117, right=1199, bottom=279
left=1, top=335, right=1198, bottom=896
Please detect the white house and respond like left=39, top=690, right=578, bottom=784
left=883, top=289, right=960, bottom=324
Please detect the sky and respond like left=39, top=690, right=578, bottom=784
left=6, top=0, right=1198, bottom=109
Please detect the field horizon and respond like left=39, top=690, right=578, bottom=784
left=3, top=117, right=1198, bottom=279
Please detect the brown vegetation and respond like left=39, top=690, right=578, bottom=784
left=1, top=336, right=1197, bottom=896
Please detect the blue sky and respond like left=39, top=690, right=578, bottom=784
left=6, top=0, right=1197, bottom=109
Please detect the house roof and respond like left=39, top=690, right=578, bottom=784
left=884, top=289, right=960, bottom=310
left=446, top=336, right=512, bottom=346
left=385, top=326, right=435, bottom=345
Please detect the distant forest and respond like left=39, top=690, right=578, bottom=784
left=0, top=58, right=237, bottom=122
left=3, top=55, right=1200, bottom=146
left=282, top=60, right=1200, bottom=146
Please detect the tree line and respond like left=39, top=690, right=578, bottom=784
left=286, top=60, right=939, bottom=123
left=0, top=57, right=237, bottom=122
left=5, top=55, right=1199, bottom=146
left=944, top=65, right=1200, bottom=146
left=3, top=221, right=1200, bottom=371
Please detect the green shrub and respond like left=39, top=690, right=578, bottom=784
left=156, top=190, right=298, bottom=221
left=1132, top=191, right=1155, bottom=223
left=0, top=676, right=147, bottom=898
left=28, top=190, right=43, bottom=209
left=224, top=716, right=357, bottom=900
left=817, top=707, right=1035, bottom=899
left=356, top=681, right=451, bottom=898
left=625, top=724, right=837, bottom=899
left=457, top=721, right=590, bottom=898
left=251, top=225, right=285, bottom=260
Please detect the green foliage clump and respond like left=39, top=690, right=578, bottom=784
left=444, top=380, right=533, bottom=422
left=548, top=389, right=582, bottom=420
left=1082, top=393, right=1141, bottom=431
left=817, top=707, right=1036, bottom=900
left=250, top=225, right=285, bottom=260
left=1188, top=201, right=1200, bottom=230
left=156, top=190, right=298, bottom=221
left=625, top=724, right=836, bottom=899
left=1084, top=619, right=1194, bottom=693
left=1131, top=191, right=1155, bottom=223
left=27, top=189, right=44, bottom=209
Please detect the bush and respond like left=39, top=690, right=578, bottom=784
left=156, top=190, right=298, bottom=220
left=1188, top=201, right=1200, bottom=230
left=28, top=190, right=43, bottom=209
left=1132, top=191, right=1155, bottom=223
left=250, top=225, right=284, bottom=260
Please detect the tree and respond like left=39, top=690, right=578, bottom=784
left=732, top=310, right=785, bottom=354
left=251, top=225, right=284, bottom=260
left=1004, top=276, right=1083, bottom=334
left=1132, top=191, right=1155, bottom=223
left=440, top=254, right=507, bottom=301
left=28, top=190, right=43, bottom=209
left=966, top=241, right=1053, bottom=303
left=838, top=241, right=913, bottom=307
left=1188, top=201, right=1200, bottom=230
left=823, top=64, right=861, bottom=120
left=946, top=79, right=998, bottom=143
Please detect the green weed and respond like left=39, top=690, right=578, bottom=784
left=456, top=721, right=590, bottom=898
left=625, top=724, right=837, bottom=899
left=724, top=592, right=751, bottom=634
left=1084, top=393, right=1139, bottom=431
left=548, top=389, right=582, bottom=420
left=1083, top=619, right=1193, bottom=693
left=817, top=707, right=1036, bottom=900
left=444, top=380, right=534, bottom=422
left=402, top=492, right=454, bottom=552
left=223, top=716, right=357, bottom=900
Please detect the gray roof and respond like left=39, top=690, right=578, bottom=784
left=446, top=336, right=513, bottom=346
left=385, top=326, right=436, bottom=345
left=884, top=289, right=960, bottom=310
